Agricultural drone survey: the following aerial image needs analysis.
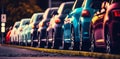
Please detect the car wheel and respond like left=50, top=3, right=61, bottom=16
left=71, top=27, right=80, bottom=50
left=37, top=32, right=40, bottom=47
left=51, top=30, right=59, bottom=49
left=61, top=30, right=71, bottom=50
left=40, top=41, right=45, bottom=48
left=80, top=26, right=91, bottom=51
left=105, top=27, right=111, bottom=54
left=90, top=27, right=97, bottom=52
left=90, top=30, right=95, bottom=52
left=31, top=34, right=34, bottom=47
left=46, top=31, right=51, bottom=48
left=24, top=35, right=27, bottom=46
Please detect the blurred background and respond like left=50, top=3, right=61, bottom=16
left=0, top=0, right=74, bottom=37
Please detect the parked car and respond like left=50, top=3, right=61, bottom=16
left=46, top=2, right=74, bottom=49
left=103, top=0, right=120, bottom=54
left=90, top=1, right=109, bottom=52
left=79, top=0, right=103, bottom=51
left=62, top=0, right=83, bottom=50
left=32, top=7, right=58, bottom=47
left=22, top=13, right=43, bottom=46
left=5, top=27, right=12, bottom=44
left=10, top=21, right=20, bottom=44
left=16, top=18, right=30, bottom=45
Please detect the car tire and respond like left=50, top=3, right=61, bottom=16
left=63, top=42, right=71, bottom=50
left=105, top=26, right=112, bottom=54
left=90, top=27, right=96, bottom=52
left=51, top=31, right=60, bottom=49
left=46, top=35, right=52, bottom=48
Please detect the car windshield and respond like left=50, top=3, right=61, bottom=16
left=43, top=8, right=50, bottom=18
left=109, top=0, right=120, bottom=4
left=35, top=15, right=42, bottom=22
left=30, top=14, right=37, bottom=23
left=58, top=3, right=65, bottom=14
left=14, top=22, right=20, bottom=29
left=72, top=0, right=83, bottom=10
left=81, top=0, right=103, bottom=9
left=91, top=0, right=104, bottom=9
left=20, top=19, right=30, bottom=26
left=81, top=0, right=86, bottom=7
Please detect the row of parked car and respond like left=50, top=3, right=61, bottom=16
left=5, top=0, right=120, bottom=54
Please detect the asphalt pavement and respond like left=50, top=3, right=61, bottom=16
left=0, top=45, right=97, bottom=59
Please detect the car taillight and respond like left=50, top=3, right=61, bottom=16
left=113, top=10, right=120, bottom=17
left=55, top=19, right=61, bottom=24
left=81, top=10, right=90, bottom=17
left=20, top=28, right=23, bottom=32
left=39, top=22, right=44, bottom=27
left=32, top=25, right=34, bottom=29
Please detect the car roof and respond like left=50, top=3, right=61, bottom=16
left=58, top=1, right=74, bottom=14
left=43, top=7, right=58, bottom=18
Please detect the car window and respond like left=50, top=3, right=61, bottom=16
left=14, top=22, right=20, bottom=29
left=109, top=0, right=120, bottom=4
left=15, top=24, right=19, bottom=29
left=72, top=0, right=83, bottom=10
left=58, top=3, right=65, bottom=14
left=43, top=8, right=50, bottom=18
left=20, top=19, right=30, bottom=26
left=23, top=20, right=30, bottom=25
left=35, top=15, right=42, bottom=22
left=90, top=0, right=103, bottom=9
left=58, top=2, right=74, bottom=14
left=30, top=14, right=36, bottom=23
left=81, top=0, right=86, bottom=7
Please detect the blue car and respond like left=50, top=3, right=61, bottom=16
left=79, top=0, right=103, bottom=51
left=63, top=0, right=83, bottom=50
left=63, top=0, right=103, bottom=50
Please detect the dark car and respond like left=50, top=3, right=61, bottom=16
left=46, top=2, right=74, bottom=49
left=103, top=0, right=120, bottom=54
left=90, top=1, right=109, bottom=52
left=36, top=7, right=58, bottom=48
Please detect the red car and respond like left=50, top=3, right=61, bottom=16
left=90, top=0, right=120, bottom=54
left=90, top=1, right=109, bottom=52
left=103, top=0, right=120, bottom=54
left=5, top=27, right=12, bottom=44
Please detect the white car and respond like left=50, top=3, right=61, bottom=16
left=16, top=18, right=30, bottom=45
left=22, top=13, right=43, bottom=46
left=10, top=21, right=20, bottom=44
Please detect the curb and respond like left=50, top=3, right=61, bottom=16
left=2, top=44, right=120, bottom=59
